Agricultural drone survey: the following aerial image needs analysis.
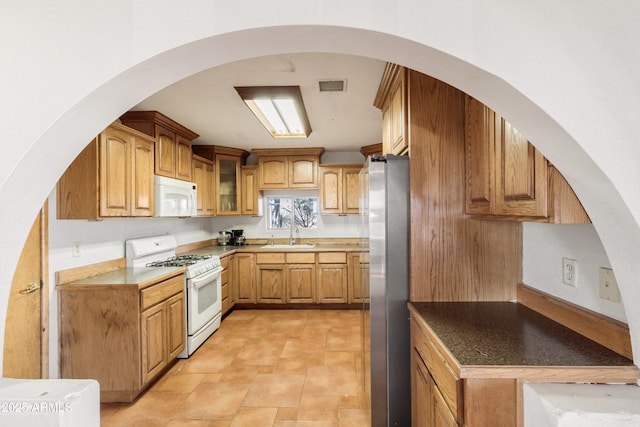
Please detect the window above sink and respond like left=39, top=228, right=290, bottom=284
left=266, top=196, right=318, bottom=230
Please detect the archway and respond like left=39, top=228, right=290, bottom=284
left=1, top=24, right=639, bottom=374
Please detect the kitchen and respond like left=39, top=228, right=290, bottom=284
left=48, top=54, right=390, bottom=425
left=45, top=53, right=638, bottom=426
left=3, top=4, right=640, bottom=426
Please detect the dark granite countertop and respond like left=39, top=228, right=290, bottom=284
left=409, top=302, right=635, bottom=367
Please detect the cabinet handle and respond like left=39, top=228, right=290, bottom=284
left=20, top=282, right=40, bottom=294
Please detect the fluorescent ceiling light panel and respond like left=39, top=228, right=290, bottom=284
left=235, top=86, right=312, bottom=138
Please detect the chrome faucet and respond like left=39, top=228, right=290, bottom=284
left=289, top=220, right=299, bottom=245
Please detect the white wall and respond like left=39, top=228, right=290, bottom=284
left=2, top=0, right=640, bottom=382
left=523, top=223, right=626, bottom=323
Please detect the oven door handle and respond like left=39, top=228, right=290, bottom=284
left=189, top=266, right=223, bottom=289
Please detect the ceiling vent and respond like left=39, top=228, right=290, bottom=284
left=318, top=79, right=347, bottom=92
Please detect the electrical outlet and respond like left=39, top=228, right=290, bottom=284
left=72, top=243, right=81, bottom=257
left=599, top=267, right=620, bottom=303
left=562, top=258, right=577, bottom=286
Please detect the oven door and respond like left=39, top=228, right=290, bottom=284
left=186, top=266, right=223, bottom=335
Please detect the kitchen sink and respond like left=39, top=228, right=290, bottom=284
left=261, top=244, right=316, bottom=249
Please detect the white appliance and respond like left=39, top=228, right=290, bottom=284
left=360, top=155, right=411, bottom=427
left=154, top=175, right=197, bottom=217
left=125, top=235, right=222, bottom=358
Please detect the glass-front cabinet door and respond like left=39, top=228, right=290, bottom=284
left=216, top=154, right=241, bottom=215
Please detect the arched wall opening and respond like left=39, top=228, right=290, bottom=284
left=2, top=24, right=640, bottom=374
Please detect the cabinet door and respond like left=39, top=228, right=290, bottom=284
left=175, top=135, right=192, bottom=181
left=99, top=126, right=131, bottom=217
left=495, top=117, right=548, bottom=217
left=433, top=384, right=458, bottom=427
left=154, top=124, right=176, bottom=178
left=317, top=264, right=348, bottom=303
left=348, top=252, right=369, bottom=303
left=381, top=103, right=392, bottom=155
left=204, top=162, right=215, bottom=216
left=259, top=156, right=288, bottom=189
left=257, top=265, right=286, bottom=303
left=235, top=253, right=256, bottom=303
left=465, top=96, right=495, bottom=216
left=229, top=255, right=238, bottom=307
left=141, top=303, right=166, bottom=385
left=390, top=70, right=407, bottom=155
left=241, top=166, right=260, bottom=216
left=193, top=157, right=215, bottom=216
left=166, top=293, right=186, bottom=360
left=343, top=166, right=361, bottom=214
left=289, top=156, right=318, bottom=188
left=412, top=350, right=434, bottom=427
left=192, top=158, right=206, bottom=216
left=216, top=155, right=241, bottom=215
left=319, top=167, right=342, bottom=214
left=287, top=264, right=315, bottom=303
left=130, top=135, right=155, bottom=217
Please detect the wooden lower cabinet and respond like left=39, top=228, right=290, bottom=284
left=235, top=253, right=256, bottom=303
left=287, top=264, right=315, bottom=303
left=220, top=255, right=233, bottom=315
left=412, top=349, right=434, bottom=427
left=317, top=252, right=348, bottom=303
left=232, top=250, right=363, bottom=306
left=347, top=252, right=369, bottom=303
left=58, top=273, right=185, bottom=402
left=257, top=264, right=286, bottom=303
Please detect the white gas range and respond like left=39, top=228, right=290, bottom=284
left=125, top=235, right=222, bottom=358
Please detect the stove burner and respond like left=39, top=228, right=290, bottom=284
left=145, top=254, right=213, bottom=268
left=146, top=260, right=196, bottom=267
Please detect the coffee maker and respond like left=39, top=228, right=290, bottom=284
left=231, top=229, right=245, bottom=246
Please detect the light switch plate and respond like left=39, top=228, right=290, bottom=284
left=599, top=267, right=620, bottom=303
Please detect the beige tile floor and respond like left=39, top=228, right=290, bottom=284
left=101, top=309, right=371, bottom=426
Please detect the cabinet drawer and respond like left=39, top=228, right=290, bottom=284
left=221, top=282, right=229, bottom=300
left=286, top=252, right=316, bottom=264
left=220, top=256, right=230, bottom=270
left=412, top=319, right=433, bottom=368
left=318, top=252, right=346, bottom=264
left=429, top=339, right=461, bottom=422
left=412, top=318, right=463, bottom=424
left=141, top=274, right=184, bottom=311
left=221, top=269, right=229, bottom=286
left=257, top=253, right=286, bottom=264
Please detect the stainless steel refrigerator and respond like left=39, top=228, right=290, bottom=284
left=360, top=155, right=410, bottom=427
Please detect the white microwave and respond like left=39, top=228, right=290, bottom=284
left=154, top=176, right=197, bottom=217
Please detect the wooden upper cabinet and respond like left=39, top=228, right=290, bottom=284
left=154, top=124, right=176, bottom=178
left=289, top=156, right=318, bottom=188
left=319, top=164, right=362, bottom=215
left=57, top=122, right=155, bottom=219
left=130, top=135, right=155, bottom=216
left=120, top=111, right=199, bottom=182
left=465, top=96, right=589, bottom=223
left=465, top=97, right=495, bottom=216
left=192, top=145, right=251, bottom=216
left=495, top=118, right=548, bottom=217
left=343, top=166, right=362, bottom=214
left=319, top=166, right=342, bottom=214
left=374, top=63, right=408, bottom=156
left=192, top=154, right=215, bottom=216
left=253, top=148, right=324, bottom=190
left=259, top=156, right=288, bottom=189
left=241, top=165, right=262, bottom=216
left=175, top=134, right=193, bottom=181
